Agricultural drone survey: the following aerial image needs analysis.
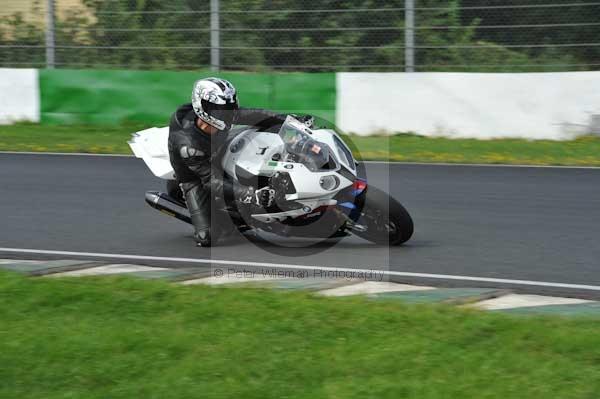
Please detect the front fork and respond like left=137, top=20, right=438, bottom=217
left=335, top=178, right=368, bottom=231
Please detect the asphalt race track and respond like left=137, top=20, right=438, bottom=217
left=1, top=153, right=599, bottom=298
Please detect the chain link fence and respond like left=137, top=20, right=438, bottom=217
left=1, top=0, right=600, bottom=72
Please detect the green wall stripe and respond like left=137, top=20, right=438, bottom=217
left=39, top=69, right=336, bottom=126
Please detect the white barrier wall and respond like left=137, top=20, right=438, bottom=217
left=0, top=69, right=40, bottom=124
left=336, top=72, right=600, bottom=140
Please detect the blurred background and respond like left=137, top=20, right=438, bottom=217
left=1, top=0, right=600, bottom=158
left=1, top=0, right=600, bottom=73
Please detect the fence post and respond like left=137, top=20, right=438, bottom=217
left=45, top=0, right=55, bottom=69
left=405, top=0, right=415, bottom=72
left=210, top=0, right=220, bottom=72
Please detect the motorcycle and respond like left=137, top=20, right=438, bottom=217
left=128, top=115, right=413, bottom=245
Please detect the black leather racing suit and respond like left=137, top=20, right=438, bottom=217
left=168, top=103, right=286, bottom=245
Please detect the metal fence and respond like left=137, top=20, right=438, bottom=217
left=1, top=0, right=600, bottom=72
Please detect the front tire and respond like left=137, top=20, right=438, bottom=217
left=351, top=186, right=413, bottom=246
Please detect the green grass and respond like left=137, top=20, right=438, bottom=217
left=1, top=123, right=600, bottom=166
left=346, top=133, right=600, bottom=166
left=0, top=123, right=143, bottom=154
left=1, top=271, right=600, bottom=398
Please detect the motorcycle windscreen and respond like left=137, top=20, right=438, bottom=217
left=280, top=123, right=337, bottom=171
left=289, top=139, right=337, bottom=172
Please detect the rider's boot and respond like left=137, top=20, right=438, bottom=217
left=181, top=182, right=213, bottom=247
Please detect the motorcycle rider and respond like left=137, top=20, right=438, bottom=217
left=169, top=77, right=288, bottom=247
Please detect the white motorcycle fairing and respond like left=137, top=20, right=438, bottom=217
left=128, top=126, right=174, bottom=180
left=129, top=116, right=360, bottom=223
left=129, top=116, right=414, bottom=246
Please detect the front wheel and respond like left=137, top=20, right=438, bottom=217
left=350, top=186, right=414, bottom=246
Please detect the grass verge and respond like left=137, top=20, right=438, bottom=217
left=1, top=270, right=600, bottom=398
left=1, top=123, right=600, bottom=166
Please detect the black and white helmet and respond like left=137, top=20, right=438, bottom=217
left=191, top=77, right=239, bottom=131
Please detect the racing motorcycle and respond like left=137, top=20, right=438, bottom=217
left=128, top=116, right=413, bottom=245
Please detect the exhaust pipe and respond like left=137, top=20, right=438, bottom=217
left=145, top=191, right=192, bottom=225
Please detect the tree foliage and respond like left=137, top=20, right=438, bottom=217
left=0, top=0, right=597, bottom=71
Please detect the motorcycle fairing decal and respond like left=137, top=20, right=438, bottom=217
left=257, top=146, right=269, bottom=155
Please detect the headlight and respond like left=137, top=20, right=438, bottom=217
left=229, top=138, right=246, bottom=153
left=319, top=175, right=340, bottom=191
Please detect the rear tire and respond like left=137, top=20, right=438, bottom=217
left=352, top=186, right=413, bottom=246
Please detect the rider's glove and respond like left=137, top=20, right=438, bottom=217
left=240, top=186, right=275, bottom=208
left=255, top=186, right=276, bottom=207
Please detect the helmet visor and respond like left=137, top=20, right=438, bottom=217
left=201, top=99, right=239, bottom=131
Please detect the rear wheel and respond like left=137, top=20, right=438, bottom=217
left=350, top=186, right=413, bottom=245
